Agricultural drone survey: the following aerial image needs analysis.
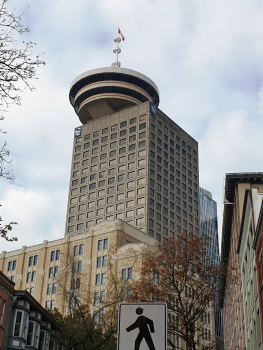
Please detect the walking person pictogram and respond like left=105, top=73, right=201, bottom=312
left=126, top=307, right=156, bottom=350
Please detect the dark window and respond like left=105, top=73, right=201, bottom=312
left=139, top=123, right=146, bottom=130
left=51, top=251, right=55, bottom=261
left=120, top=121, right=127, bottom=128
left=110, top=150, right=116, bottom=157
left=129, top=126, right=136, bottom=133
left=129, top=135, right=136, bottom=142
left=80, top=185, right=87, bottom=193
left=102, top=255, right=107, bottom=266
left=29, top=257, right=33, bottom=267
left=68, top=226, right=74, bottom=233
left=139, top=131, right=146, bottom=139
left=54, top=266, right=59, bottom=277
left=108, top=177, right=115, bottom=184
left=56, top=250, right=60, bottom=260
left=33, top=256, right=38, bottom=265
left=89, top=183, right=96, bottom=190
left=139, top=141, right=146, bottom=148
left=120, top=130, right=127, bottom=137
left=104, top=239, right=108, bottom=249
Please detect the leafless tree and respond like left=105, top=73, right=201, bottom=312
left=0, top=0, right=45, bottom=240
left=130, top=233, right=240, bottom=350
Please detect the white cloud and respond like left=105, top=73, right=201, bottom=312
left=2, top=0, right=263, bottom=252
left=0, top=185, right=66, bottom=251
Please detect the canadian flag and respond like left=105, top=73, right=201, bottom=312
left=118, top=27, right=125, bottom=41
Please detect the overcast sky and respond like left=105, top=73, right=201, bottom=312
left=1, top=0, right=263, bottom=252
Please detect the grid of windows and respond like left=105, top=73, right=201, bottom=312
left=67, top=108, right=199, bottom=241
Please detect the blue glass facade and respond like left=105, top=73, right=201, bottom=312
left=199, top=188, right=220, bottom=267
left=199, top=187, right=223, bottom=339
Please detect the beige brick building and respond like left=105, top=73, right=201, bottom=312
left=0, top=220, right=155, bottom=315
left=1, top=219, right=217, bottom=350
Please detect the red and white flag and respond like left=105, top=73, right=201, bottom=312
left=118, top=27, right=125, bottom=41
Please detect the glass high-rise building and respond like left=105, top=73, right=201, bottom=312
left=199, top=188, right=220, bottom=267
left=199, top=187, right=223, bottom=341
left=64, top=66, right=200, bottom=242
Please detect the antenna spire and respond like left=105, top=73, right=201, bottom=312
left=111, top=36, right=121, bottom=68
left=111, top=28, right=125, bottom=68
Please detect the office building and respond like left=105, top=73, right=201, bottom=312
left=199, top=188, right=223, bottom=349
left=199, top=188, right=220, bottom=267
left=66, top=67, right=200, bottom=242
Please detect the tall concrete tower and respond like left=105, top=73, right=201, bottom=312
left=65, top=39, right=200, bottom=241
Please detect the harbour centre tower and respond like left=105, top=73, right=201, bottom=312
left=65, top=43, right=200, bottom=241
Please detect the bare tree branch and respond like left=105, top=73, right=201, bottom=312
left=0, top=0, right=45, bottom=241
left=130, top=233, right=240, bottom=350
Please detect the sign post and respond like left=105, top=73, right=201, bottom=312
left=117, top=303, right=167, bottom=350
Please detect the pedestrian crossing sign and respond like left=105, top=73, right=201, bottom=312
left=117, top=303, right=167, bottom=350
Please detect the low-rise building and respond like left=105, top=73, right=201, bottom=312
left=0, top=271, right=15, bottom=350
left=7, top=290, right=63, bottom=350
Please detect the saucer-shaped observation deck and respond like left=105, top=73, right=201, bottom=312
left=69, top=67, right=160, bottom=124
